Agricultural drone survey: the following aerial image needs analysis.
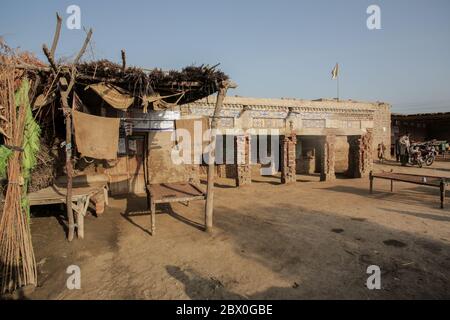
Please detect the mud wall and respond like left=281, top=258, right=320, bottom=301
left=372, top=103, right=391, bottom=158
left=147, top=131, right=191, bottom=184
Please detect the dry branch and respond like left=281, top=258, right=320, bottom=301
left=121, top=49, right=126, bottom=72
left=0, top=70, right=37, bottom=293
left=50, top=13, right=62, bottom=59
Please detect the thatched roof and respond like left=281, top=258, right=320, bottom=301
left=21, top=59, right=229, bottom=109
left=74, top=60, right=229, bottom=105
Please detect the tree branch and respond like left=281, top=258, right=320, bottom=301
left=121, top=49, right=126, bottom=72
left=50, top=13, right=62, bottom=59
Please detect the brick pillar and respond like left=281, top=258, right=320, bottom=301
left=361, top=129, right=373, bottom=177
left=347, top=130, right=373, bottom=178
left=234, top=134, right=251, bottom=186
left=320, top=135, right=336, bottom=182
left=281, top=133, right=297, bottom=184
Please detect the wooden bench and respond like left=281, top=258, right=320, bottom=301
left=146, top=182, right=206, bottom=235
left=369, top=171, right=448, bottom=209
left=28, top=182, right=109, bottom=238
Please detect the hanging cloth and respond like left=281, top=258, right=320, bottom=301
left=73, top=110, right=120, bottom=160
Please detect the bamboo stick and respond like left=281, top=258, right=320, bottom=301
left=0, top=69, right=37, bottom=293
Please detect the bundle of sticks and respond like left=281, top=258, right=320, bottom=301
left=0, top=60, right=37, bottom=293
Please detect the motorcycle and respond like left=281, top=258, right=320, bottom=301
left=423, top=144, right=437, bottom=166
left=408, top=145, right=425, bottom=168
left=416, top=142, right=437, bottom=166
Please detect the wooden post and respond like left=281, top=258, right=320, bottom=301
left=60, top=30, right=93, bottom=241
left=204, top=81, right=231, bottom=233
left=75, top=197, right=85, bottom=239
left=65, top=101, right=75, bottom=241
left=440, top=179, right=446, bottom=209
left=77, top=212, right=84, bottom=239
left=150, top=198, right=156, bottom=235
left=42, top=16, right=93, bottom=241
left=390, top=179, right=394, bottom=192
left=369, top=171, right=374, bottom=194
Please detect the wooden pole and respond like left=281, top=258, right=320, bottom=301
left=440, top=179, right=446, bottom=209
left=204, top=81, right=229, bottom=233
left=59, top=29, right=93, bottom=241
left=42, top=15, right=93, bottom=241
left=369, top=171, right=373, bottom=194
left=64, top=93, right=75, bottom=241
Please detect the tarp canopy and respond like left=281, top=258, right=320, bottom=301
left=88, top=83, right=186, bottom=111
left=87, top=83, right=135, bottom=110
left=73, top=110, right=120, bottom=160
left=142, top=92, right=186, bottom=111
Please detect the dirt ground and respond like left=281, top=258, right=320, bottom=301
left=21, top=160, right=450, bottom=299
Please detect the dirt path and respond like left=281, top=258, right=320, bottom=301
left=27, top=161, right=450, bottom=299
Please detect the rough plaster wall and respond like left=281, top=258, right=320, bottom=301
left=147, top=131, right=190, bottom=184
left=372, top=104, right=392, bottom=158
left=296, top=138, right=318, bottom=174
left=335, top=136, right=349, bottom=173
left=296, top=157, right=315, bottom=174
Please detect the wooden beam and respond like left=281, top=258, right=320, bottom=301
left=0, top=63, right=52, bottom=72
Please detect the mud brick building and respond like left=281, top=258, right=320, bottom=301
left=180, top=96, right=391, bottom=185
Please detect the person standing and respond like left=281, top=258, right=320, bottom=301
left=377, top=142, right=386, bottom=163
left=395, top=138, right=401, bottom=162
left=399, top=133, right=410, bottom=166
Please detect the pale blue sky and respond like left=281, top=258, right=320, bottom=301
left=1, top=0, right=449, bottom=113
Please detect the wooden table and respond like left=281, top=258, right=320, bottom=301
left=28, top=182, right=109, bottom=238
left=369, top=171, right=449, bottom=209
left=146, top=182, right=206, bottom=235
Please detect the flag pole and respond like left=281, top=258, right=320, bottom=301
left=337, top=74, right=339, bottom=101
